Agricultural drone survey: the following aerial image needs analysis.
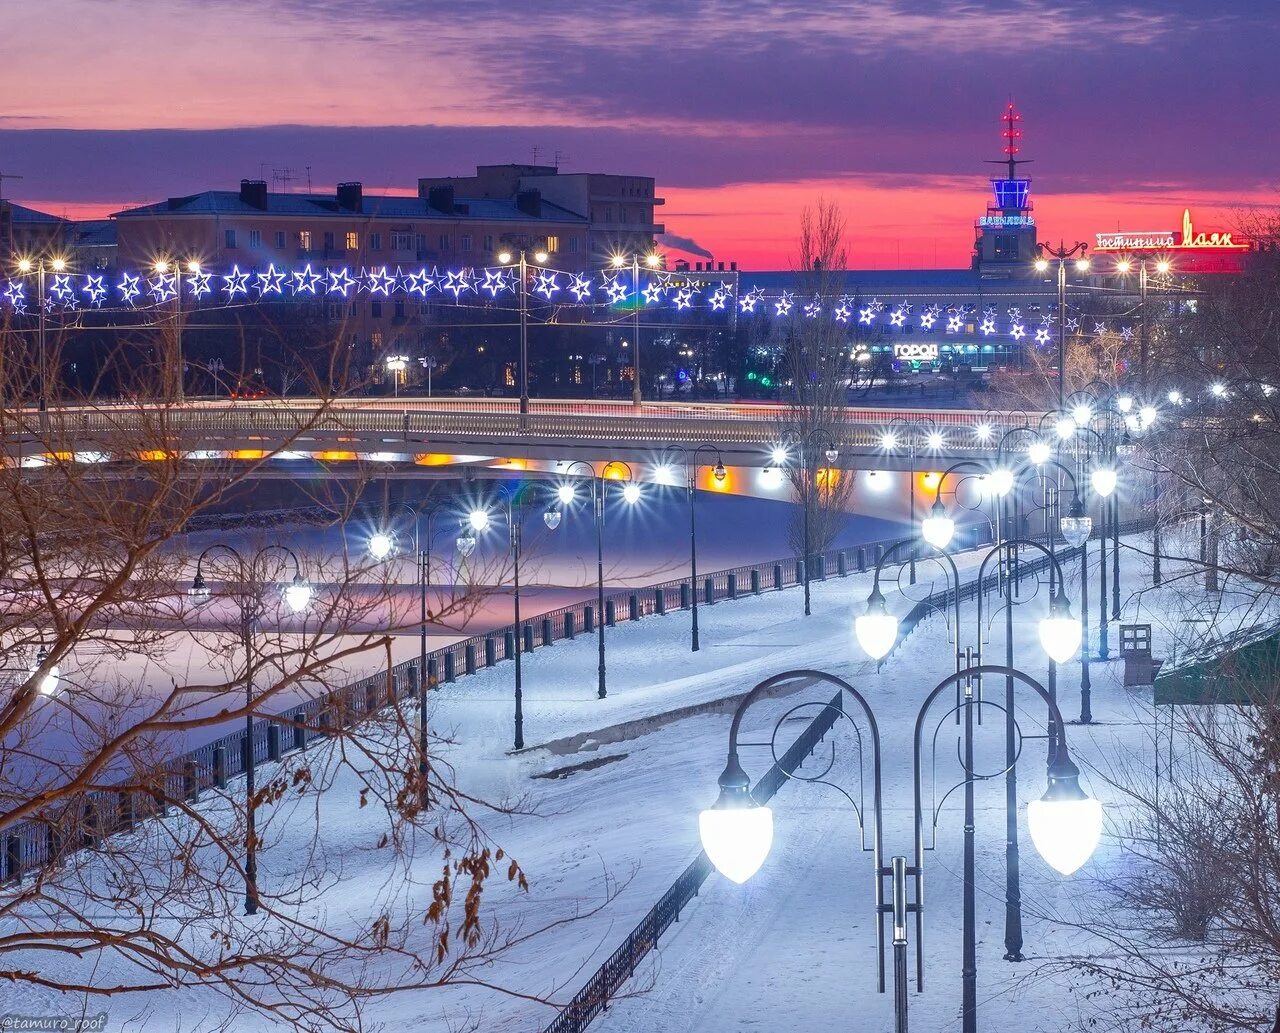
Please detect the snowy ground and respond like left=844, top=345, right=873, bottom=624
left=2, top=525, right=1238, bottom=1032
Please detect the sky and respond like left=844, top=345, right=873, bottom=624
left=2, top=0, right=1276, bottom=268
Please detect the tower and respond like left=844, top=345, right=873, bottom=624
left=973, top=101, right=1039, bottom=275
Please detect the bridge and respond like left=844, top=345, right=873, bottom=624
left=10, top=398, right=1046, bottom=482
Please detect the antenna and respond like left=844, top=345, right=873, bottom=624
left=272, top=166, right=295, bottom=192
left=531, top=145, right=541, bottom=165
left=984, top=100, right=1032, bottom=179
left=0, top=172, right=23, bottom=201
left=306, top=165, right=313, bottom=192
left=554, top=150, right=570, bottom=170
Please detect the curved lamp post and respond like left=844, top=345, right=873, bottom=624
left=659, top=444, right=726, bottom=651
left=189, top=542, right=311, bottom=916
left=700, top=665, right=1102, bottom=1033
left=558, top=460, right=641, bottom=699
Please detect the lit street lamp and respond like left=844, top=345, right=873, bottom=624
left=610, top=251, right=662, bottom=407
left=497, top=248, right=550, bottom=415
left=699, top=666, right=1102, bottom=1033
left=1034, top=241, right=1090, bottom=409
left=15, top=254, right=69, bottom=413
left=152, top=257, right=200, bottom=401
left=189, top=543, right=311, bottom=916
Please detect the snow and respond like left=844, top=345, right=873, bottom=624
left=1, top=524, right=1232, bottom=1032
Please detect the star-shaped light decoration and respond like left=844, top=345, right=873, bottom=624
left=1120, top=325, right=1134, bottom=341
left=442, top=269, right=474, bottom=299
left=870, top=298, right=885, bottom=313
left=1065, top=317, right=1081, bottom=333
left=83, top=275, right=106, bottom=306
left=534, top=270, right=560, bottom=299
left=980, top=316, right=997, bottom=336
left=119, top=272, right=143, bottom=304
left=257, top=264, right=286, bottom=296
left=61, top=294, right=78, bottom=312
left=480, top=269, right=509, bottom=297
left=858, top=305, right=875, bottom=326
left=1010, top=323, right=1026, bottom=341
left=1034, top=327, right=1051, bottom=345
left=41, top=296, right=56, bottom=313
left=739, top=287, right=763, bottom=313
left=188, top=271, right=212, bottom=298
left=803, top=299, right=821, bottom=319
left=642, top=281, right=663, bottom=305
left=5, top=280, right=26, bottom=308
left=833, top=302, right=851, bottom=323
left=50, top=274, right=73, bottom=302
left=406, top=268, right=436, bottom=297
left=1039, top=311, right=1054, bottom=326
left=709, top=288, right=728, bottom=311
left=326, top=268, right=355, bottom=297
left=366, top=267, right=395, bottom=296
left=920, top=310, right=937, bottom=330
left=569, top=274, right=593, bottom=302
left=603, top=275, right=629, bottom=304
left=292, top=264, right=322, bottom=294
left=222, top=267, right=249, bottom=299
left=1007, top=306, right=1022, bottom=321
left=774, top=291, right=794, bottom=316
left=946, top=313, right=963, bottom=333
left=674, top=287, right=694, bottom=310
left=889, top=306, right=906, bottom=327
left=149, top=273, right=178, bottom=303
left=1094, top=322, right=1107, bottom=336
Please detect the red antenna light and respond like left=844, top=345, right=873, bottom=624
left=1001, top=102, right=1024, bottom=158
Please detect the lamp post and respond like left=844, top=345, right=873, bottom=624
left=367, top=500, right=467, bottom=803
left=660, top=445, right=726, bottom=651
left=557, top=460, right=641, bottom=699
left=497, top=248, right=549, bottom=415
left=881, top=418, right=942, bottom=585
left=1034, top=242, right=1090, bottom=410
left=189, top=543, right=311, bottom=916
left=384, top=355, right=408, bottom=398
left=152, top=257, right=199, bottom=402
left=700, top=665, right=1103, bottom=1033
left=610, top=252, right=661, bottom=407
left=16, top=254, right=68, bottom=413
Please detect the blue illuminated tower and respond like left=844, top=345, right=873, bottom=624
left=973, top=102, right=1038, bottom=275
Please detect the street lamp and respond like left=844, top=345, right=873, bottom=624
left=699, top=665, right=1101, bottom=1033
left=611, top=251, right=662, bottom=407
left=881, top=417, right=940, bottom=585
left=189, top=543, right=310, bottom=916
left=497, top=248, right=550, bottom=415
left=384, top=355, right=409, bottom=398
left=15, top=254, right=70, bottom=412
left=152, top=257, right=201, bottom=401
left=659, top=444, right=726, bottom=651
left=1034, top=240, right=1090, bottom=409
left=30, top=645, right=60, bottom=696
left=558, top=460, right=640, bottom=699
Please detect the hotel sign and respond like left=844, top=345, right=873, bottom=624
left=1095, top=209, right=1249, bottom=252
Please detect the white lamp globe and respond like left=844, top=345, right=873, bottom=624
left=1091, top=467, right=1117, bottom=498
left=1055, top=416, right=1075, bottom=440
left=1038, top=596, right=1081, bottom=664
left=1028, top=441, right=1051, bottom=465
left=1026, top=754, right=1104, bottom=876
left=990, top=467, right=1015, bottom=497
left=31, top=648, right=59, bottom=696
left=468, top=509, right=490, bottom=532
left=543, top=508, right=562, bottom=530
left=1071, top=404, right=1093, bottom=427
left=622, top=482, right=642, bottom=505
left=921, top=500, right=955, bottom=550
left=1059, top=499, right=1092, bottom=548
left=284, top=576, right=312, bottom=614
left=557, top=483, right=576, bottom=505
left=854, top=588, right=899, bottom=661
left=700, top=760, right=774, bottom=885
left=456, top=533, right=477, bottom=557
left=368, top=532, right=394, bottom=560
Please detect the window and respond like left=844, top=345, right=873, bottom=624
left=370, top=232, right=381, bottom=250
left=298, top=230, right=312, bottom=251
left=323, top=231, right=334, bottom=251
left=345, top=231, right=359, bottom=251
left=483, top=234, right=494, bottom=252
left=414, top=233, right=426, bottom=253
left=568, top=237, right=580, bottom=253
left=394, top=300, right=405, bottom=319
left=439, top=233, right=450, bottom=251
left=275, top=231, right=286, bottom=249
left=249, top=229, right=261, bottom=248
left=225, top=229, right=237, bottom=249
left=391, top=232, right=412, bottom=251
left=461, top=234, right=472, bottom=252
left=371, top=301, right=382, bottom=318
left=545, top=235, right=559, bottom=253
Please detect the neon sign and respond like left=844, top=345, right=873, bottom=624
left=979, top=215, right=1035, bottom=228
left=1095, top=209, right=1249, bottom=252
left=894, top=343, right=939, bottom=362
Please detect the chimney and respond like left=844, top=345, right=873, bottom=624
left=336, top=181, right=363, bottom=212
left=730, top=261, right=738, bottom=271
left=718, top=262, right=725, bottom=271
left=516, top=189, right=542, bottom=217
left=428, top=186, right=455, bottom=214
left=239, top=179, right=268, bottom=210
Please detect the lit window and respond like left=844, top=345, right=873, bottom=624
left=298, top=230, right=312, bottom=251
left=345, top=231, right=359, bottom=251
left=545, top=236, right=559, bottom=253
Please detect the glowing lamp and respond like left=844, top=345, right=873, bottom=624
left=1155, top=260, right=1171, bottom=275
left=1091, top=468, right=1117, bottom=498
left=864, top=470, right=889, bottom=492
left=16, top=259, right=32, bottom=273
left=879, top=432, right=898, bottom=450
left=770, top=446, right=789, bottom=466
left=699, top=758, right=773, bottom=885
left=610, top=255, right=626, bottom=268
left=497, top=251, right=513, bottom=265
left=1116, top=395, right=1133, bottom=413
left=926, top=431, right=944, bottom=450
left=1055, top=417, right=1075, bottom=440
left=1027, top=441, right=1051, bottom=465
left=557, top=483, right=576, bottom=505
left=713, top=461, right=727, bottom=483
left=456, top=533, right=477, bottom=557
left=189, top=571, right=211, bottom=599
left=760, top=465, right=784, bottom=489
left=1167, top=390, right=1183, bottom=405
left=1059, top=497, right=1092, bottom=548
left=50, top=257, right=67, bottom=272
left=645, top=253, right=661, bottom=268
left=921, top=500, right=955, bottom=550
left=1139, top=405, right=1157, bottom=428
left=622, top=482, right=641, bottom=505
left=534, top=251, right=549, bottom=264
left=1034, top=258, right=1050, bottom=273
left=468, top=509, right=490, bottom=532
left=1115, top=259, right=1132, bottom=274
left=368, top=532, right=394, bottom=560
left=1074, top=257, right=1091, bottom=273
left=824, top=447, right=839, bottom=464
left=284, top=575, right=312, bottom=614
left=990, top=467, right=1015, bottom=497
left=1211, top=383, right=1227, bottom=398
left=153, top=260, right=170, bottom=274
left=31, top=647, right=59, bottom=696
left=975, top=423, right=992, bottom=441
left=543, top=508, right=562, bottom=530
left=1026, top=752, right=1103, bottom=875
left=1071, top=404, right=1093, bottom=427
left=854, top=587, right=899, bottom=661
left=1038, top=595, right=1081, bottom=664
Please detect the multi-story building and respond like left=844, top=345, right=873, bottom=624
left=417, top=164, right=664, bottom=261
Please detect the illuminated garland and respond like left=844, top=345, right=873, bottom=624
left=0, top=264, right=1144, bottom=340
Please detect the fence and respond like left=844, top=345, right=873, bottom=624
left=540, top=515, right=1155, bottom=1033
left=0, top=527, right=948, bottom=885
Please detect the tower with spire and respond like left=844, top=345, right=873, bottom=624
left=972, top=101, right=1039, bottom=276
